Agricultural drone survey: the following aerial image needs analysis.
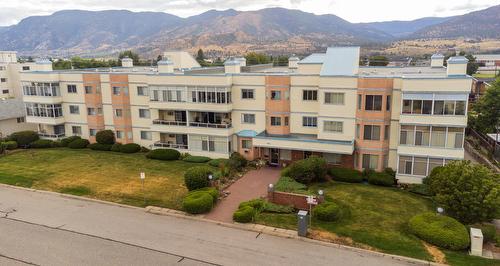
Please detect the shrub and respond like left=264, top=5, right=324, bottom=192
left=192, top=187, right=219, bottom=203
left=111, top=143, right=122, bottom=152
left=367, top=172, right=395, bottom=187
left=0, top=141, right=18, bottom=150
left=408, top=212, right=469, bottom=250
left=95, top=130, right=115, bottom=145
left=313, top=202, right=342, bottom=222
left=425, top=160, right=500, bottom=224
left=88, top=143, right=112, bottom=151
left=208, top=158, right=228, bottom=167
left=239, top=199, right=266, bottom=212
left=274, top=176, right=308, bottom=194
left=183, top=156, right=211, bottom=163
left=281, top=156, right=327, bottom=184
left=406, top=184, right=432, bottom=196
left=263, top=202, right=294, bottom=213
left=30, top=139, right=56, bottom=148
left=469, top=224, right=497, bottom=243
left=182, top=191, right=214, bottom=214
left=233, top=206, right=256, bottom=223
left=184, top=166, right=213, bottom=191
left=120, top=143, right=141, bottom=153
left=329, top=168, right=363, bottom=183
left=68, top=139, right=89, bottom=149
left=227, top=152, right=247, bottom=171
left=384, top=167, right=396, bottom=177
left=146, top=149, right=180, bottom=161
left=140, top=146, right=150, bottom=153
left=9, top=131, right=39, bottom=146
left=60, top=136, right=81, bottom=147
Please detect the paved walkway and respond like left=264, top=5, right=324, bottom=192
left=205, top=167, right=281, bottom=222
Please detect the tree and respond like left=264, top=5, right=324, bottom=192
left=368, top=55, right=389, bottom=66
left=465, top=54, right=479, bottom=75
left=196, top=49, right=205, bottom=63
left=245, top=52, right=271, bottom=66
left=118, top=50, right=140, bottom=65
left=468, top=78, right=500, bottom=134
left=424, top=161, right=500, bottom=224
left=95, top=130, right=115, bottom=145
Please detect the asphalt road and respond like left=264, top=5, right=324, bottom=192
left=0, top=185, right=412, bottom=266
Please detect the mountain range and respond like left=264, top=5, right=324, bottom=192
left=0, top=5, right=499, bottom=56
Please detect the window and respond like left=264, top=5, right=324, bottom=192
left=139, top=109, right=150, bottom=118
left=1, top=78, right=6, bottom=82
left=399, top=125, right=414, bottom=145
left=22, top=66, right=30, bottom=71
left=357, top=94, right=362, bottom=110
left=398, top=156, right=413, bottom=175
left=447, top=127, right=464, bottom=148
left=455, top=101, right=465, bottom=115
left=323, top=153, right=342, bottom=165
left=84, top=86, right=92, bottom=94
left=398, top=156, right=450, bottom=176
left=386, top=95, right=391, bottom=111
left=69, top=105, right=79, bottom=114
left=241, top=139, right=252, bottom=149
left=302, top=90, right=317, bottom=101
left=384, top=125, right=390, bottom=140
left=242, top=114, right=255, bottom=124
left=324, top=121, right=343, bottom=133
left=362, top=154, right=379, bottom=170
left=324, top=92, right=344, bottom=105
left=87, top=108, right=96, bottom=116
left=284, top=116, right=289, bottom=126
left=365, top=95, right=382, bottom=111
left=25, top=103, right=63, bottom=117
left=137, top=86, right=148, bottom=96
left=16, top=117, right=25, bottom=123
left=89, top=129, right=97, bottom=136
left=114, top=109, right=123, bottom=117
left=433, top=100, right=466, bottom=115
left=431, top=127, right=446, bottom=147
left=67, top=85, right=77, bottom=93
left=112, top=87, right=121, bottom=95
left=2, top=89, right=9, bottom=94
left=356, top=124, right=360, bottom=138
left=116, top=130, right=124, bottom=139
left=270, top=116, right=281, bottom=126
left=363, top=125, right=380, bottom=140
left=127, top=131, right=133, bottom=139
left=402, top=100, right=412, bottom=114
left=415, top=126, right=430, bottom=146
left=270, top=90, right=281, bottom=100
left=140, top=131, right=152, bottom=140
left=241, top=89, right=254, bottom=99
left=72, top=126, right=82, bottom=135
left=302, top=117, right=317, bottom=127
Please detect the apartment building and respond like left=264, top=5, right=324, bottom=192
left=18, top=48, right=471, bottom=183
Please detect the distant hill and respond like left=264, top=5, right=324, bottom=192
left=360, top=17, right=451, bottom=38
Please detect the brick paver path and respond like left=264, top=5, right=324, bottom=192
left=205, top=167, right=281, bottom=222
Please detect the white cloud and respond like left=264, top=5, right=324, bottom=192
left=0, top=0, right=498, bottom=26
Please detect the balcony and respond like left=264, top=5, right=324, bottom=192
left=22, top=82, right=62, bottom=104
left=189, top=122, right=232, bottom=129
left=153, top=133, right=189, bottom=150
left=253, top=132, right=354, bottom=154
left=152, top=120, right=187, bottom=126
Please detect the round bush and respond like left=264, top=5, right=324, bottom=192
left=30, top=139, right=56, bottom=148
left=329, top=168, right=363, bottom=183
left=182, top=191, right=214, bottom=214
left=183, top=156, right=211, bottom=163
left=95, top=130, right=115, bottom=145
left=227, top=152, right=247, bottom=170
left=146, top=149, right=180, bottom=161
left=233, top=206, right=256, bottom=223
left=9, top=131, right=39, bottom=146
left=192, top=187, right=219, bottom=203
left=60, top=136, right=81, bottom=147
left=281, top=156, right=328, bottom=184
left=88, top=143, right=112, bottom=151
left=408, top=212, right=470, bottom=250
left=367, top=172, right=395, bottom=187
left=1, top=141, right=18, bottom=150
left=111, top=143, right=122, bottom=152
left=184, top=166, right=213, bottom=191
left=68, top=139, right=90, bottom=149
left=119, top=143, right=141, bottom=153
left=313, top=202, right=342, bottom=222
left=208, top=158, right=228, bottom=167
left=239, top=199, right=266, bottom=211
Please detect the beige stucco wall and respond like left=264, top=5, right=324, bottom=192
left=0, top=118, right=37, bottom=137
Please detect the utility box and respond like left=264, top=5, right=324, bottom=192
left=297, top=210, right=309, bottom=237
left=470, top=228, right=483, bottom=256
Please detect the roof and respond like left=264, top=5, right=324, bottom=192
left=236, top=130, right=258, bottom=137
left=298, top=53, right=325, bottom=64
left=320, top=47, right=360, bottom=76
left=474, top=54, right=500, bottom=61
left=157, top=60, right=173, bottom=65
left=0, top=99, right=25, bottom=120
left=447, top=56, right=468, bottom=64
left=431, top=53, right=445, bottom=59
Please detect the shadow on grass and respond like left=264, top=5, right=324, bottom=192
left=59, top=186, right=92, bottom=196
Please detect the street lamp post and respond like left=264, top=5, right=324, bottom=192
left=140, top=172, right=146, bottom=205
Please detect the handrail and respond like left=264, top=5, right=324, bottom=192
left=153, top=142, right=188, bottom=149
left=38, top=132, right=66, bottom=138
left=189, top=122, right=232, bottom=128
left=152, top=119, right=187, bottom=126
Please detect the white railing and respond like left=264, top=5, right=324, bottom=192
left=189, top=122, right=232, bottom=129
left=153, top=119, right=187, bottom=126
left=38, top=132, right=66, bottom=139
left=153, top=142, right=188, bottom=149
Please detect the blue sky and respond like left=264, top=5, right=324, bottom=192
left=0, top=0, right=498, bottom=26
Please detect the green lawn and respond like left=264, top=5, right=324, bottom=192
left=0, top=148, right=202, bottom=209
left=473, top=73, right=498, bottom=79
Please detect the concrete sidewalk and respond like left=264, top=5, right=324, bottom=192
left=204, top=167, right=281, bottom=222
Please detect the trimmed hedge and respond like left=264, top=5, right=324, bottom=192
left=146, top=149, right=180, bottom=161
left=68, top=139, right=89, bottom=149
left=281, top=156, right=328, bottom=184
left=313, top=202, right=342, bottom=222
left=30, top=139, right=56, bottom=148
left=227, top=152, right=247, bottom=170
left=111, top=143, right=122, bottom=152
left=329, top=168, right=363, bottom=183
left=263, top=202, right=294, bottom=214
left=184, top=166, right=213, bottom=191
left=0, top=141, right=18, bottom=150
left=9, top=131, right=39, bottom=146
left=95, top=130, right=115, bottom=145
left=233, top=206, right=256, bottom=223
left=182, top=191, right=214, bottom=214
left=119, top=143, right=141, bottom=153
left=60, top=136, right=81, bottom=147
left=183, top=156, right=211, bottom=163
left=191, top=187, right=219, bottom=203
left=274, top=176, right=308, bottom=194
left=239, top=199, right=266, bottom=212
left=208, top=158, right=228, bottom=167
left=406, top=184, right=432, bottom=196
left=408, top=212, right=470, bottom=250
left=88, top=143, right=112, bottom=151
left=367, top=172, right=395, bottom=187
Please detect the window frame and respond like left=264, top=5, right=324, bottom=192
left=302, top=116, right=318, bottom=127
left=302, top=90, right=318, bottom=101
left=241, top=89, right=255, bottom=99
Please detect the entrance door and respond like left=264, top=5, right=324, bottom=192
left=270, top=148, right=280, bottom=166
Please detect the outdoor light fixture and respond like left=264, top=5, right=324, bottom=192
left=208, top=174, right=213, bottom=180
left=269, top=183, right=274, bottom=188
left=437, top=207, right=444, bottom=214
left=318, top=189, right=324, bottom=196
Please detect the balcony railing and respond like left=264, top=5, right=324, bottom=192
left=189, top=122, right=232, bottom=129
left=38, top=132, right=66, bottom=139
left=153, top=119, right=187, bottom=126
left=153, top=142, right=188, bottom=149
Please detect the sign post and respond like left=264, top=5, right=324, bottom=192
left=306, top=195, right=318, bottom=225
left=140, top=172, right=146, bottom=204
